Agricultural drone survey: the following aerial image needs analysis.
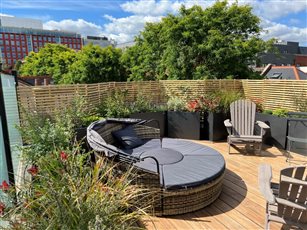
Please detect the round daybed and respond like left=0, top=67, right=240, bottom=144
left=87, top=118, right=225, bottom=216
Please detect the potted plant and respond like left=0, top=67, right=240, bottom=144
left=167, top=96, right=202, bottom=140
left=129, top=92, right=167, bottom=137
left=255, top=107, right=288, bottom=149
left=200, top=90, right=243, bottom=141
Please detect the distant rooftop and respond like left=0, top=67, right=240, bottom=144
left=0, top=15, right=43, bottom=30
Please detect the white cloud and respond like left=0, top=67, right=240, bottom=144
left=0, top=13, right=14, bottom=17
left=44, top=19, right=103, bottom=36
left=250, top=0, right=307, bottom=20
left=261, top=19, right=307, bottom=44
left=104, top=14, right=162, bottom=43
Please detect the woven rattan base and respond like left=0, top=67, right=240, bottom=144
left=150, top=171, right=225, bottom=216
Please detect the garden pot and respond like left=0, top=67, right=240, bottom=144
left=75, top=126, right=89, bottom=150
left=287, top=118, right=307, bottom=154
left=167, top=111, right=201, bottom=140
left=255, top=113, right=288, bottom=149
left=130, top=111, right=167, bottom=137
left=203, top=112, right=228, bottom=141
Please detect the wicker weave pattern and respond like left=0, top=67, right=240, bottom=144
left=133, top=125, right=160, bottom=139
left=91, top=121, right=224, bottom=216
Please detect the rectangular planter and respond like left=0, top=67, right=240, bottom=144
left=75, top=126, right=89, bottom=151
left=130, top=111, right=167, bottom=137
left=203, top=112, right=228, bottom=141
left=167, top=111, right=201, bottom=140
left=287, top=119, right=307, bottom=154
left=255, top=113, right=288, bottom=149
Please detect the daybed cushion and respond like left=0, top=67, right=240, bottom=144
left=132, top=138, right=225, bottom=190
left=112, top=125, right=144, bottom=149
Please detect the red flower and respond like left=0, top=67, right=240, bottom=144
left=60, top=151, right=68, bottom=161
left=0, top=180, right=9, bottom=192
left=27, top=165, right=38, bottom=176
left=0, top=202, right=5, bottom=216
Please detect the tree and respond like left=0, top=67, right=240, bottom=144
left=124, top=0, right=271, bottom=80
left=61, top=44, right=127, bottom=84
left=19, top=44, right=76, bottom=84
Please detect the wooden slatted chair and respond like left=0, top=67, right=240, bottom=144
left=259, top=164, right=307, bottom=230
left=224, top=99, right=269, bottom=154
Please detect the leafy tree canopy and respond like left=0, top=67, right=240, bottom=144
left=19, top=43, right=126, bottom=84
left=61, top=44, right=126, bottom=84
left=124, top=0, right=272, bottom=80
left=19, top=44, right=76, bottom=84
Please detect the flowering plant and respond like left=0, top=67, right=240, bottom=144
left=1, top=147, right=147, bottom=229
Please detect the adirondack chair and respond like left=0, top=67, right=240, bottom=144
left=258, top=164, right=307, bottom=230
left=224, top=99, right=269, bottom=154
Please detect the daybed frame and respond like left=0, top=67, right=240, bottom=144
left=87, top=118, right=224, bottom=216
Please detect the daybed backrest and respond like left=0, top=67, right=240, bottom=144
left=95, top=122, right=124, bottom=145
left=230, top=99, right=256, bottom=136
left=278, top=166, right=307, bottom=224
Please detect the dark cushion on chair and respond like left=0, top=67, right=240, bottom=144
left=112, top=126, right=144, bottom=149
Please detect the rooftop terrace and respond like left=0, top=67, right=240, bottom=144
left=142, top=141, right=306, bottom=230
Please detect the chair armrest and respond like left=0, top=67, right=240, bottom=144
left=281, top=175, right=307, bottom=186
left=276, top=197, right=307, bottom=210
left=258, top=164, right=275, bottom=204
left=224, top=119, right=233, bottom=128
left=224, top=119, right=233, bottom=135
left=256, top=121, right=270, bottom=129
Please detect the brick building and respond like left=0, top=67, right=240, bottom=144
left=0, top=16, right=82, bottom=67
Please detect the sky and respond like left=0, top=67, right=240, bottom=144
left=0, top=0, right=306, bottom=45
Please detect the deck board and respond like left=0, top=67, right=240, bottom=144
left=143, top=141, right=306, bottom=230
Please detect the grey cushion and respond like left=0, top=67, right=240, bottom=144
left=122, top=138, right=161, bottom=157
left=112, top=126, right=143, bottom=149
left=134, top=138, right=225, bottom=190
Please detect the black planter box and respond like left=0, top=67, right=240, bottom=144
left=130, top=111, right=167, bottom=137
left=288, top=119, right=307, bottom=154
left=75, top=126, right=89, bottom=150
left=167, top=111, right=201, bottom=140
left=203, top=112, right=228, bottom=141
left=255, top=113, right=288, bottom=149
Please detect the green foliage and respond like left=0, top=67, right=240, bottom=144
left=62, top=44, right=127, bottom=84
left=98, top=90, right=131, bottom=118
left=17, top=111, right=75, bottom=164
left=263, top=110, right=273, bottom=115
left=167, top=96, right=187, bottom=111
left=272, top=108, right=288, bottom=117
left=213, top=90, right=243, bottom=113
left=130, top=91, right=154, bottom=113
left=124, top=1, right=271, bottom=80
left=80, top=115, right=103, bottom=127
left=2, top=148, right=146, bottom=229
left=186, top=90, right=243, bottom=113
left=19, top=44, right=76, bottom=84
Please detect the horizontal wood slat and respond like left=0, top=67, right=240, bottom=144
left=17, top=79, right=306, bottom=123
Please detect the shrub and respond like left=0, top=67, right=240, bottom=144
left=272, top=108, right=288, bottom=117
left=97, top=89, right=131, bottom=118
left=1, top=148, right=147, bottom=229
left=17, top=110, right=74, bottom=164
left=130, top=91, right=153, bottom=113
left=167, top=96, right=186, bottom=111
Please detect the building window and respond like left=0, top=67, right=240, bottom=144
left=0, top=34, right=2, bottom=39
left=10, top=34, right=14, bottom=39
left=4, top=34, right=8, bottom=39
left=16, top=35, right=19, bottom=39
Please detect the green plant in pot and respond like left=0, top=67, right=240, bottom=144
left=255, top=107, right=289, bottom=149
left=97, top=89, right=131, bottom=118
left=130, top=92, right=167, bottom=137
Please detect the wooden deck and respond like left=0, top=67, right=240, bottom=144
left=142, top=141, right=306, bottom=230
